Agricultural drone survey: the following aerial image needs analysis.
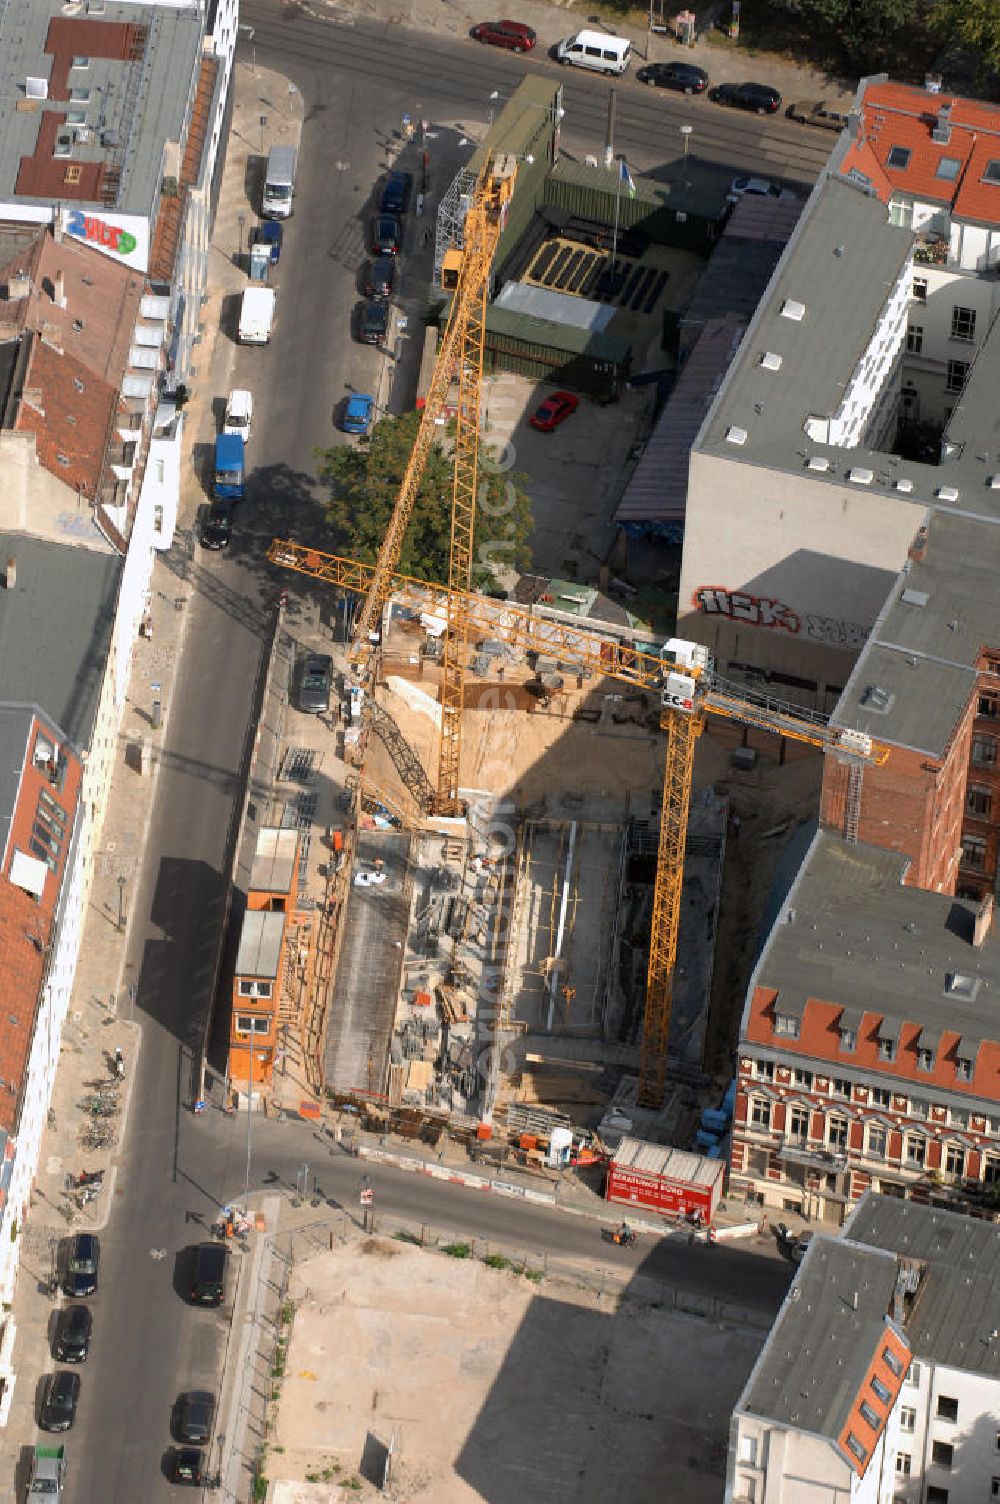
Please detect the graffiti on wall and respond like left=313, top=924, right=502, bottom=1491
left=693, top=587, right=869, bottom=649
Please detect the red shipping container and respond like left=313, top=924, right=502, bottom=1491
left=605, top=1137, right=723, bottom=1222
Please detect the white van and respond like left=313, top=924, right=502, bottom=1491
left=238, top=287, right=275, bottom=345
left=223, top=389, right=253, bottom=441
left=556, top=29, right=631, bottom=76
left=262, top=144, right=297, bottom=219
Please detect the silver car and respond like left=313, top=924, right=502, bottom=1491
left=298, top=654, right=333, bottom=715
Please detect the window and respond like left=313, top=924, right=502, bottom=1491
left=774, top=1013, right=799, bottom=1037
left=793, top=1068, right=813, bottom=1089
left=237, top=979, right=273, bottom=999
left=828, top=1115, right=848, bottom=1148
left=986, top=1155, right=1000, bottom=1185
left=872, top=1087, right=891, bottom=1108
left=951, top=305, right=976, bottom=342
left=945, top=1145, right=965, bottom=1177
left=906, top=1135, right=926, bottom=1167
left=985, top=160, right=1000, bottom=185
left=926, top=1489, right=949, bottom=1504
left=916, top=1047, right=935, bottom=1072
left=888, top=145, right=912, bottom=168
left=967, top=784, right=993, bottom=818
left=878, top=1039, right=897, bottom=1063
left=69, top=86, right=90, bottom=102
left=71, top=54, right=90, bottom=67
left=992, top=1478, right=1000, bottom=1497
left=913, top=276, right=928, bottom=302
left=859, top=1399, right=880, bottom=1428
left=845, top=1433, right=867, bottom=1463
left=907, top=325, right=924, bottom=353
left=867, top=1124, right=887, bottom=1159
left=937, top=1396, right=958, bottom=1423
left=946, top=359, right=969, bottom=393
left=832, top=1077, right=852, bottom=1098
left=234, top=1014, right=270, bottom=1034
left=750, top=1098, right=771, bottom=1130
left=895, top=1452, right=911, bottom=1475
left=738, top=1435, right=757, bottom=1464
left=899, top=1405, right=916, bottom=1432
left=906, top=1361, right=922, bottom=1388
left=153, top=504, right=165, bottom=532
left=937, top=156, right=961, bottom=181
left=979, top=691, right=1000, bottom=719
left=755, top=1060, right=775, bottom=1082
left=910, top=1097, right=928, bottom=1120
left=884, top=1347, right=904, bottom=1377
left=871, top=1375, right=892, bottom=1404
left=949, top=1107, right=969, bottom=1128
left=932, top=1440, right=954, bottom=1467
left=789, top=1106, right=809, bottom=1142
left=839, top=1027, right=857, bottom=1053
left=961, top=834, right=988, bottom=870
left=973, top=735, right=998, bottom=767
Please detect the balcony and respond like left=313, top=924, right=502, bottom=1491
left=778, top=1135, right=848, bottom=1173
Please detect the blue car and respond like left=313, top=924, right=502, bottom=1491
left=254, top=220, right=283, bottom=265
left=342, top=393, right=374, bottom=435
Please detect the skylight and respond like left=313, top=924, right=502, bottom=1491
left=984, top=160, right=1000, bottom=185
left=887, top=146, right=911, bottom=169
left=936, top=156, right=960, bottom=181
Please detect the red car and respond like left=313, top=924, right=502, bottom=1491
left=530, top=391, right=579, bottom=432
left=470, top=19, right=536, bottom=51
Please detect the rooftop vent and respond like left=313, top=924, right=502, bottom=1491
left=860, top=684, right=895, bottom=713
left=945, top=972, right=980, bottom=1002
left=807, top=456, right=830, bottom=472
left=781, top=299, right=806, bottom=322
left=725, top=425, right=748, bottom=446
left=896, top=478, right=914, bottom=493
left=848, top=467, right=874, bottom=485
left=53, top=135, right=72, bottom=158
left=908, top=526, right=928, bottom=562
left=25, top=76, right=47, bottom=100
left=901, top=588, right=929, bottom=607
left=761, top=351, right=783, bottom=371
left=990, top=475, right=1000, bottom=489
left=936, top=485, right=959, bottom=502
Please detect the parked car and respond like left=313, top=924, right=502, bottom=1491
left=709, top=81, right=781, bottom=114
left=776, top=1223, right=813, bottom=1264
left=54, top=1305, right=91, bottom=1363
left=379, top=170, right=413, bottom=216
left=64, top=1233, right=99, bottom=1297
left=635, top=60, right=707, bottom=93
left=170, top=1448, right=205, bottom=1486
left=470, top=19, right=536, bottom=51
left=200, top=500, right=233, bottom=551
left=358, top=298, right=390, bottom=347
left=787, top=98, right=849, bottom=132
left=729, top=175, right=783, bottom=199
left=365, top=255, right=396, bottom=298
left=190, top=1242, right=228, bottom=1306
left=39, top=1372, right=81, bottom=1433
left=529, top=390, right=579, bottom=432
left=174, top=1392, right=215, bottom=1446
left=371, top=214, right=402, bottom=256
left=342, top=393, right=375, bottom=435
left=253, top=219, right=283, bottom=264
left=298, top=653, right=333, bottom=715
left=223, top=389, right=253, bottom=442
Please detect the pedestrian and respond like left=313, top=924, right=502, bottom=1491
left=731, top=811, right=741, bottom=840
left=758, top=1212, right=769, bottom=1237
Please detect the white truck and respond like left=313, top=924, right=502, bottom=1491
left=238, top=287, right=274, bottom=345
left=28, top=1445, right=66, bottom=1500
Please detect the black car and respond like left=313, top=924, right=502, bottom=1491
left=175, top=1391, right=215, bottom=1446
left=709, top=81, right=781, bottom=114
left=190, top=1242, right=228, bottom=1306
left=55, top=1305, right=92, bottom=1363
left=379, top=170, right=413, bottom=216
left=39, top=1371, right=81, bottom=1432
left=64, top=1232, right=99, bottom=1297
left=365, top=255, right=396, bottom=298
left=200, top=499, right=233, bottom=551
left=170, top=1448, right=204, bottom=1486
left=358, top=298, right=390, bottom=348
left=372, top=214, right=402, bottom=257
left=636, top=61, right=708, bottom=93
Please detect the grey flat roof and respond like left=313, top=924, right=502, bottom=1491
left=849, top=1196, right=1000, bottom=1378
left=679, top=196, right=800, bottom=344
left=757, top=831, right=1000, bottom=1042
left=740, top=1234, right=898, bottom=1437
left=0, top=0, right=202, bottom=219
left=0, top=708, right=33, bottom=864
left=250, top=828, right=298, bottom=896
left=495, top=281, right=616, bottom=333
left=0, top=533, right=120, bottom=748
left=833, top=508, right=1000, bottom=755
left=235, top=909, right=284, bottom=981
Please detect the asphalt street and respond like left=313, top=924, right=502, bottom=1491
left=61, top=13, right=812, bottom=1501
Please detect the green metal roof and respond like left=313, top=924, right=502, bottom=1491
left=469, top=76, right=562, bottom=173
left=485, top=305, right=632, bottom=364
left=547, top=156, right=726, bottom=223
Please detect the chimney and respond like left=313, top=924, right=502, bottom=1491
left=4, top=557, right=16, bottom=590
left=974, top=894, right=994, bottom=949
left=6, top=271, right=29, bottom=301
left=53, top=270, right=66, bottom=308
left=908, top=526, right=929, bottom=564
left=932, top=103, right=953, bottom=145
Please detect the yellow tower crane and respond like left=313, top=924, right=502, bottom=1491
left=348, top=151, right=517, bottom=816
left=268, top=540, right=889, bottom=1107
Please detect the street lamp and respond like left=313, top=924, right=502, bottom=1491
left=680, top=123, right=693, bottom=162
left=237, top=212, right=246, bottom=266
left=116, top=874, right=127, bottom=932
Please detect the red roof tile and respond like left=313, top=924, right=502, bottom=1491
left=14, top=333, right=119, bottom=501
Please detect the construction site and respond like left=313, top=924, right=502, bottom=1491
left=249, top=80, right=869, bottom=1215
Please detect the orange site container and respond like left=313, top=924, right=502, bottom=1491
left=476, top=1123, right=493, bottom=1141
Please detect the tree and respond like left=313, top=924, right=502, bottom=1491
left=316, top=410, right=533, bottom=588
left=927, top=0, right=1000, bottom=72
left=778, top=0, right=922, bottom=69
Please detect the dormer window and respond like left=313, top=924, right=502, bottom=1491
left=840, top=1027, right=857, bottom=1053
left=956, top=1056, right=974, bottom=1083
left=916, top=1046, right=935, bottom=1072
left=774, top=1013, right=799, bottom=1038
